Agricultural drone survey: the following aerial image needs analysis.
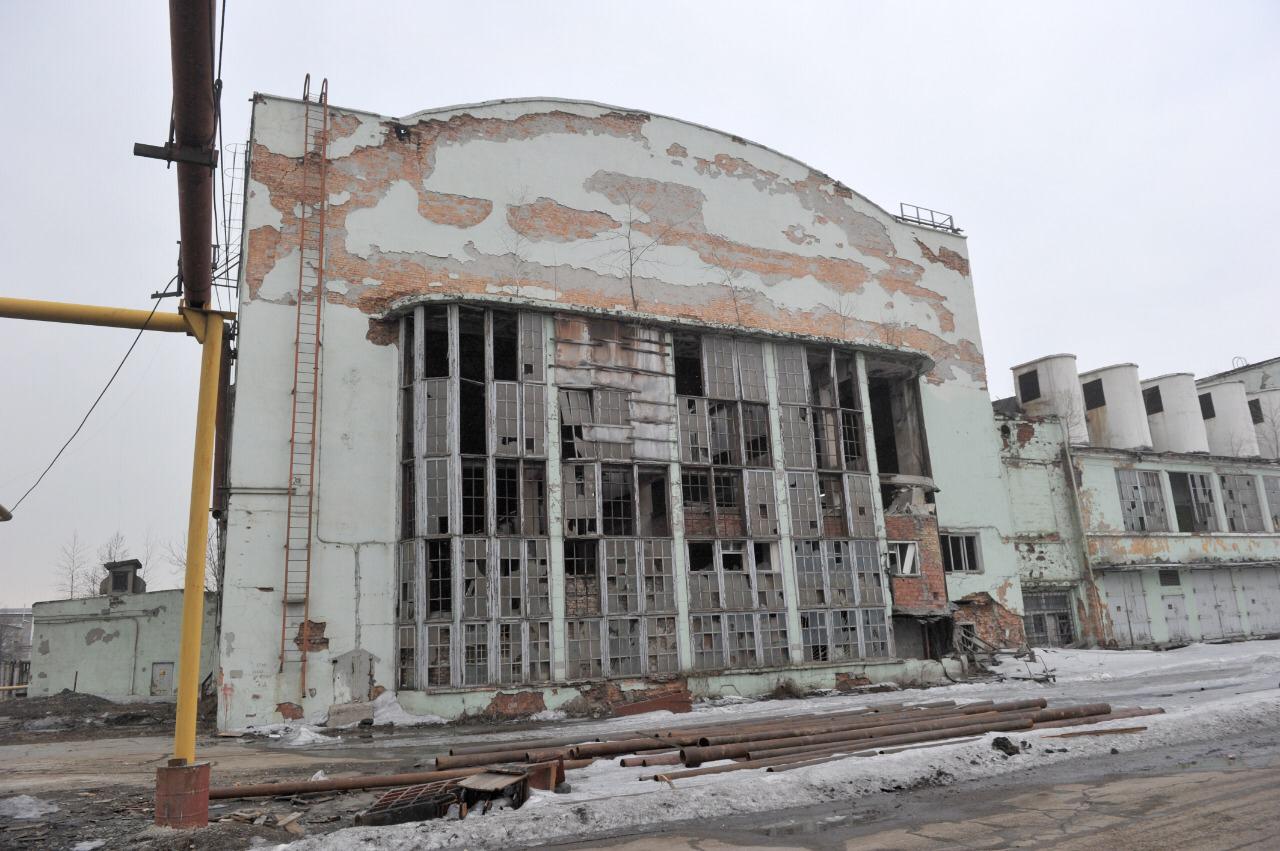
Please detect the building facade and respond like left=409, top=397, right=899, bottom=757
left=1000, top=355, right=1280, bottom=648
left=218, top=94, right=1027, bottom=729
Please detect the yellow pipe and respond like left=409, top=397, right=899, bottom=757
left=0, top=296, right=192, bottom=334
left=172, top=311, right=224, bottom=764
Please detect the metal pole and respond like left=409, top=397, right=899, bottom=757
left=173, top=311, right=223, bottom=764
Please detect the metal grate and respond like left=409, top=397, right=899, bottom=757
left=897, top=203, right=961, bottom=234
left=355, top=780, right=465, bottom=826
left=278, top=75, right=330, bottom=700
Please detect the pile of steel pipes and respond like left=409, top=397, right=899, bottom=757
left=208, top=698, right=1162, bottom=799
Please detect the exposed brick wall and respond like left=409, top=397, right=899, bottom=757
left=953, top=594, right=1027, bottom=648
left=885, top=514, right=949, bottom=615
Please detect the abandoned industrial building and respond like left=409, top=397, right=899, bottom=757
left=200, top=92, right=1280, bottom=729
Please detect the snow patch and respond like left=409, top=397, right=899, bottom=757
left=0, top=795, right=59, bottom=819
left=529, top=709, right=566, bottom=722
left=373, top=692, right=447, bottom=727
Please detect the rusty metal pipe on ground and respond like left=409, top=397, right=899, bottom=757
left=745, top=717, right=1036, bottom=763
left=694, top=700, right=1005, bottom=747
left=1031, top=707, right=1162, bottom=729
left=448, top=734, right=605, bottom=756
left=682, top=707, right=1039, bottom=767
left=208, top=759, right=592, bottom=800
left=571, top=738, right=675, bottom=759
left=435, top=747, right=543, bottom=770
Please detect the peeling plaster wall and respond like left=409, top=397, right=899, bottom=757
left=219, top=94, right=1015, bottom=727
left=28, top=591, right=218, bottom=700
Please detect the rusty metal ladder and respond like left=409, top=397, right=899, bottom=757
left=278, top=76, right=329, bottom=700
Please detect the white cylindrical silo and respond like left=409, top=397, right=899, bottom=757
left=1011, top=354, right=1089, bottom=444
left=1141, top=373, right=1210, bottom=454
left=1197, top=379, right=1261, bottom=457
left=1078, top=364, right=1153, bottom=450
left=1248, top=388, right=1280, bottom=459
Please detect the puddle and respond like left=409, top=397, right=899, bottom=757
left=759, top=812, right=857, bottom=837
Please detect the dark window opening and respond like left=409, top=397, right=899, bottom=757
left=1159, top=569, right=1181, bottom=587
left=1018, top=369, right=1041, bottom=403
left=807, top=348, right=835, bottom=407
left=459, top=380, right=487, bottom=455
left=1250, top=398, right=1264, bottom=425
left=1199, top=392, right=1216, bottom=420
left=1143, top=386, right=1164, bottom=416
left=426, top=540, right=452, bottom=616
left=1082, top=378, right=1106, bottom=411
left=638, top=468, right=670, bottom=537
left=835, top=353, right=859, bottom=410
left=422, top=305, right=449, bottom=378
left=674, top=333, right=704, bottom=397
left=110, top=571, right=130, bottom=593
left=521, top=463, right=547, bottom=536
left=687, top=542, right=715, bottom=572
left=402, top=316, right=415, bottom=384
left=400, top=461, right=415, bottom=537
left=458, top=307, right=486, bottom=382
left=400, top=386, right=414, bottom=461
left=1168, top=471, right=1217, bottom=534
left=491, top=311, right=519, bottom=381
left=742, top=403, right=771, bottom=467
left=941, top=533, right=981, bottom=573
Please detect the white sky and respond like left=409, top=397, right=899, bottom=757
left=1, top=1, right=1277, bottom=606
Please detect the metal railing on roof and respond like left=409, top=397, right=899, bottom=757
left=897, top=203, right=962, bottom=234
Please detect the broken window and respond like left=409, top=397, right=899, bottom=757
left=741, top=403, right=771, bottom=467
left=563, top=463, right=598, bottom=536
left=1221, top=474, right=1265, bottom=532
left=861, top=609, right=889, bottom=657
left=421, top=379, right=449, bottom=456
left=463, top=622, right=488, bottom=685
left=819, top=474, right=848, bottom=537
left=522, top=383, right=546, bottom=456
left=491, top=311, right=519, bottom=382
left=1023, top=591, right=1076, bottom=647
left=941, top=532, right=982, bottom=573
left=647, top=616, right=678, bottom=673
left=887, top=541, right=919, bottom=575
left=1169, top=471, right=1218, bottom=534
left=687, top=542, right=719, bottom=609
left=726, top=612, right=758, bottom=668
left=847, top=474, right=877, bottom=537
left=462, top=460, right=487, bottom=535
left=494, top=461, right=519, bottom=535
left=800, top=610, right=828, bottom=662
left=681, top=468, right=713, bottom=536
left=421, top=305, right=449, bottom=379
left=401, top=459, right=415, bottom=538
left=708, top=401, right=742, bottom=466
left=678, top=396, right=711, bottom=464
left=704, top=336, right=737, bottom=399
left=521, top=462, right=547, bottom=536
left=673, top=333, right=704, bottom=397
left=754, top=542, right=784, bottom=608
left=402, top=313, right=417, bottom=384
left=559, top=389, right=596, bottom=460
left=601, top=466, right=635, bottom=536
left=608, top=618, right=643, bottom=676
left=1266, top=477, right=1280, bottom=530
left=566, top=620, right=602, bottom=679
left=398, top=540, right=416, bottom=622
left=867, top=367, right=928, bottom=477
left=775, top=344, right=808, bottom=405
left=528, top=621, right=551, bottom=681
left=643, top=539, right=676, bottom=612
left=1116, top=469, right=1169, bottom=532
left=735, top=340, right=768, bottom=402
left=565, top=540, right=600, bottom=617
left=519, top=312, right=545, bottom=382
left=794, top=540, right=825, bottom=606
left=604, top=540, right=638, bottom=614
left=594, top=389, right=631, bottom=461
left=637, top=467, right=670, bottom=536
left=525, top=539, right=550, bottom=616
left=494, top=382, right=520, bottom=456
left=830, top=609, right=859, bottom=661
left=497, top=621, right=522, bottom=684
left=839, top=408, right=867, bottom=472
left=421, top=458, right=449, bottom=535
left=757, top=613, right=788, bottom=667
left=853, top=539, right=883, bottom=607
left=825, top=540, right=855, bottom=607
left=721, top=541, right=753, bottom=609
left=811, top=408, right=841, bottom=470
left=780, top=406, right=814, bottom=468
left=498, top=539, right=522, bottom=617
left=426, top=624, right=450, bottom=687
left=425, top=539, right=451, bottom=618
left=691, top=614, right=724, bottom=670
left=398, top=625, right=416, bottom=690
left=787, top=472, right=820, bottom=537
left=462, top=539, right=488, bottom=619
left=746, top=470, right=779, bottom=537
left=714, top=470, right=746, bottom=536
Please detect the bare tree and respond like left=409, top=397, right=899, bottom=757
left=705, top=250, right=747, bottom=326
left=589, top=187, right=689, bottom=311
left=1257, top=397, right=1280, bottom=458
left=165, top=531, right=221, bottom=593
left=56, top=532, right=90, bottom=599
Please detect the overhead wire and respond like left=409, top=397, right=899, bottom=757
left=7, top=287, right=169, bottom=514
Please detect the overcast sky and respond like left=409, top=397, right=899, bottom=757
left=1, top=1, right=1277, bottom=606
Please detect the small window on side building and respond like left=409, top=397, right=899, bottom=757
left=1199, top=393, right=1216, bottom=420
left=1143, top=386, right=1164, bottom=416
left=1082, top=379, right=1106, bottom=411
left=1018, top=370, right=1041, bottom=403
left=1249, top=399, right=1264, bottom=425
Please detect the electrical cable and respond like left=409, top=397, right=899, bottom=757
left=6, top=289, right=168, bottom=514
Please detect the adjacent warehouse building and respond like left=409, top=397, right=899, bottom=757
left=998, top=355, right=1280, bottom=648
left=217, top=94, right=1030, bottom=728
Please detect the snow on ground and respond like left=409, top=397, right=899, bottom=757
left=280, top=641, right=1280, bottom=849
left=0, top=794, right=60, bottom=819
left=371, top=692, right=447, bottom=727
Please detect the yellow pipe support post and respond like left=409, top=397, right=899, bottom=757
left=172, top=311, right=222, bottom=765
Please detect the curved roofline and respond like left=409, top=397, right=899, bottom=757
left=1141, top=372, right=1195, bottom=384
left=1078, top=363, right=1140, bottom=378
left=1010, top=353, right=1077, bottom=372
left=1197, top=377, right=1248, bottom=389
left=256, top=92, right=934, bottom=236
